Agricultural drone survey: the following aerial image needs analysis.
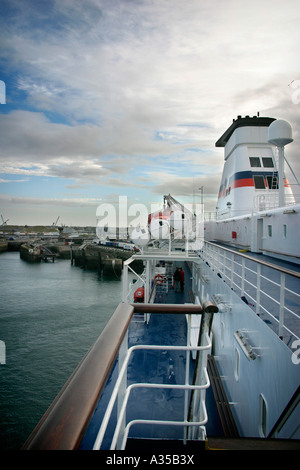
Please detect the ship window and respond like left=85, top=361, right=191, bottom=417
left=234, top=347, right=240, bottom=381
left=253, top=175, right=265, bottom=189
left=249, top=157, right=261, bottom=167
left=262, top=157, right=274, bottom=168
left=266, top=175, right=278, bottom=189
left=283, top=224, right=287, bottom=239
left=268, top=225, right=272, bottom=237
left=259, top=394, right=268, bottom=437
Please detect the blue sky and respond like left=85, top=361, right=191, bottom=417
left=0, top=0, right=299, bottom=226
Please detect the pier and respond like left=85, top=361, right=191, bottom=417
left=14, top=239, right=142, bottom=276
left=0, top=225, right=143, bottom=275
left=71, top=243, right=143, bottom=276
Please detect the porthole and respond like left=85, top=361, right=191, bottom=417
left=283, top=224, right=287, bottom=239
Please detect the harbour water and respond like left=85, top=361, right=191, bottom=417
left=0, top=251, right=123, bottom=450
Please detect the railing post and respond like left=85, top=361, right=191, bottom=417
left=256, top=263, right=261, bottom=315
left=241, top=258, right=245, bottom=297
left=117, top=329, right=128, bottom=449
left=145, top=260, right=151, bottom=306
left=122, top=259, right=129, bottom=302
left=187, top=301, right=217, bottom=439
left=279, top=272, right=285, bottom=339
left=230, top=252, right=234, bottom=289
left=184, top=314, right=192, bottom=444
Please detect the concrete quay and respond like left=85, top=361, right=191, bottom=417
left=18, top=241, right=143, bottom=276
left=71, top=243, right=141, bottom=276
left=0, top=240, right=8, bottom=253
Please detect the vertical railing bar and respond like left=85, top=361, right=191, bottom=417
left=122, top=259, right=129, bottom=302
left=279, top=272, right=286, bottom=339
left=117, top=329, right=128, bottom=449
left=184, top=313, right=191, bottom=444
left=231, top=252, right=234, bottom=289
left=92, top=347, right=132, bottom=450
left=241, top=258, right=245, bottom=296
left=256, top=264, right=261, bottom=315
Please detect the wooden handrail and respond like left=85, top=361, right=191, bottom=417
left=22, top=303, right=135, bottom=450
left=22, top=301, right=217, bottom=450
left=131, top=303, right=204, bottom=314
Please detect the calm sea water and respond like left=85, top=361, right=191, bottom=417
left=0, top=251, right=123, bottom=450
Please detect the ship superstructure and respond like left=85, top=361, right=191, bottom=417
left=205, top=116, right=300, bottom=264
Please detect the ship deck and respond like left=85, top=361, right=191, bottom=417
left=80, top=261, right=227, bottom=450
left=22, top=248, right=300, bottom=450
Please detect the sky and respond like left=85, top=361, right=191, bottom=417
left=0, top=0, right=299, bottom=227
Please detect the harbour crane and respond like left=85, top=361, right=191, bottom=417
left=1, top=215, right=9, bottom=226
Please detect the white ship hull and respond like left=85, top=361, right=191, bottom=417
left=205, top=202, right=300, bottom=265
left=192, top=250, right=300, bottom=439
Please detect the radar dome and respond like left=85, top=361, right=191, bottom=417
left=268, top=119, right=293, bottom=147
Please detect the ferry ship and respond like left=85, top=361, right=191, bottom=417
left=23, top=116, right=300, bottom=451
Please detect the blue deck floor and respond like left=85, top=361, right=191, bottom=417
left=80, top=262, right=223, bottom=449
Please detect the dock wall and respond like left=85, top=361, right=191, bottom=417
left=71, top=244, right=143, bottom=276
left=3, top=239, right=143, bottom=275
left=0, top=240, right=8, bottom=253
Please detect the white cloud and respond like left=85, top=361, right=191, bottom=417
left=0, top=0, right=299, bottom=224
left=0, top=193, right=101, bottom=207
left=0, top=178, right=29, bottom=183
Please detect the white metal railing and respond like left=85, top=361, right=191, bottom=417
left=254, top=192, right=300, bottom=211
left=201, top=241, right=300, bottom=347
left=124, top=267, right=146, bottom=303
left=92, top=328, right=212, bottom=450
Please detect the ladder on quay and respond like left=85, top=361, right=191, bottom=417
left=40, top=245, right=58, bottom=262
